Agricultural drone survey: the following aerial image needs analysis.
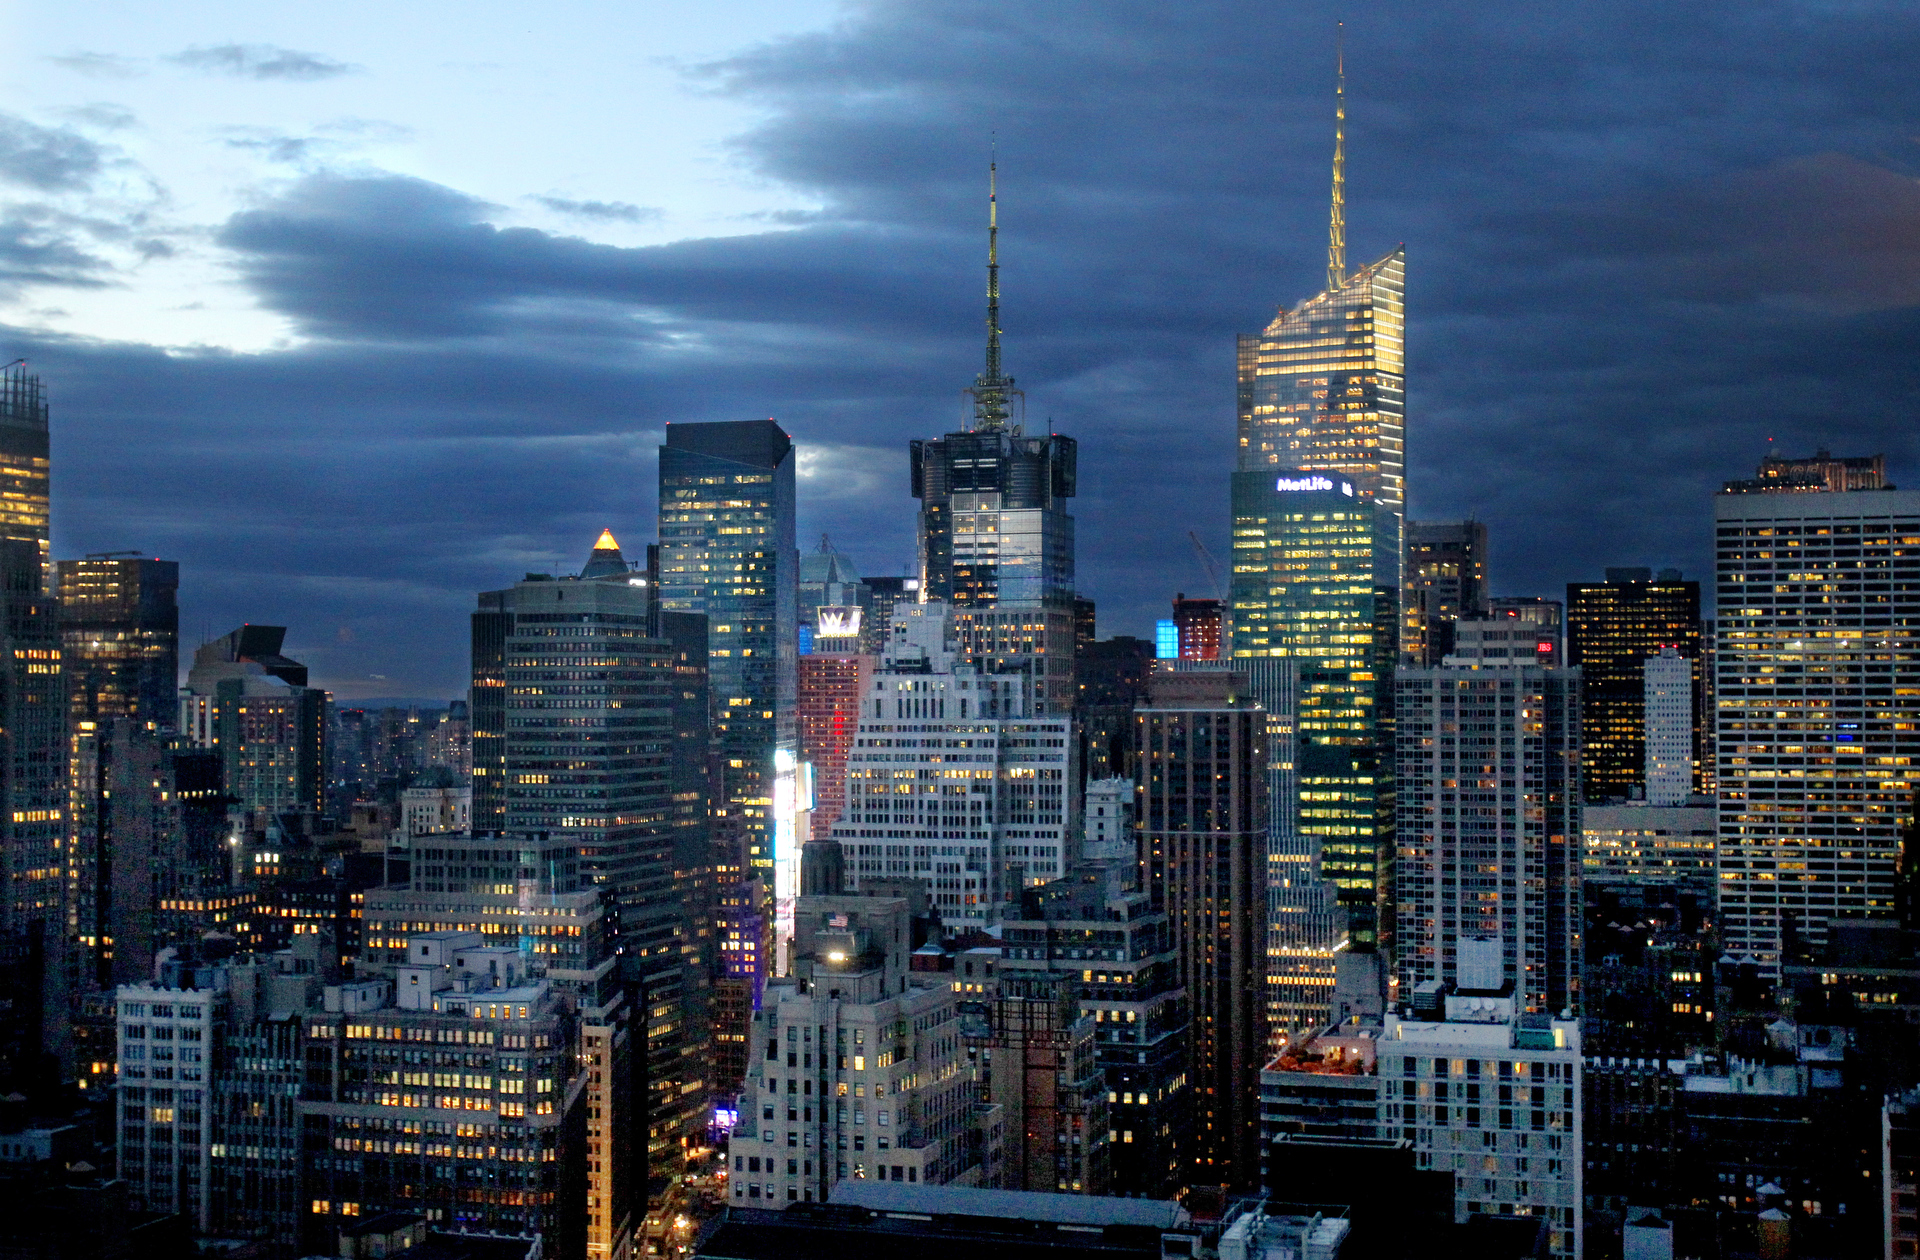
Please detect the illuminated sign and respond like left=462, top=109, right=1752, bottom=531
left=1275, top=475, right=1355, bottom=497
left=816, top=605, right=862, bottom=638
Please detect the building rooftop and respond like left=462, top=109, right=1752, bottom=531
left=829, top=1180, right=1189, bottom=1230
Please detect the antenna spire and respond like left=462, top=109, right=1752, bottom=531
left=966, top=144, right=1020, bottom=431
left=1328, top=23, right=1347, bottom=292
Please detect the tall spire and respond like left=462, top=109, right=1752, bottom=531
left=966, top=150, right=1020, bottom=432
left=1327, top=23, right=1347, bottom=292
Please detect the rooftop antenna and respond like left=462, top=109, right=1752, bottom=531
left=1328, top=23, right=1347, bottom=292
left=965, top=139, right=1023, bottom=433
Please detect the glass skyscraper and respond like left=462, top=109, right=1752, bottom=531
left=910, top=166, right=1079, bottom=715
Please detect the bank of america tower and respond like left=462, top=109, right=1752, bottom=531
left=1230, top=44, right=1405, bottom=966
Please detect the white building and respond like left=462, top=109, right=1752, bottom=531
left=1377, top=997, right=1583, bottom=1259
left=399, top=785, right=471, bottom=839
left=832, top=601, right=1074, bottom=926
left=726, top=895, right=991, bottom=1206
left=1082, top=776, right=1133, bottom=862
left=117, top=971, right=225, bottom=1230
left=1713, top=484, right=1920, bottom=969
left=1642, top=647, right=1693, bottom=807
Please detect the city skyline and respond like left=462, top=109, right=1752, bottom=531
left=7, top=1, right=1917, bottom=698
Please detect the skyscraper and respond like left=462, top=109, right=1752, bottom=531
left=1406, top=520, right=1488, bottom=664
left=799, top=536, right=870, bottom=655
left=0, top=364, right=62, bottom=1011
left=59, top=556, right=180, bottom=991
left=657, top=420, right=798, bottom=902
left=1172, top=594, right=1224, bottom=660
left=1565, top=569, right=1702, bottom=803
left=1231, top=53, right=1403, bottom=952
left=477, top=537, right=713, bottom=1169
left=1643, top=646, right=1693, bottom=808
left=178, top=626, right=328, bottom=817
left=1713, top=473, right=1920, bottom=970
left=797, top=652, right=871, bottom=836
left=1394, top=664, right=1582, bottom=1015
left=910, top=166, right=1078, bottom=715
left=1135, top=670, right=1268, bottom=1188
left=1229, top=472, right=1396, bottom=946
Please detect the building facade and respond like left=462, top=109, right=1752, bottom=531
left=1394, top=665, right=1583, bottom=1015
left=797, top=653, right=871, bottom=836
left=1406, top=520, right=1489, bottom=665
left=1713, top=481, right=1920, bottom=970
left=1566, top=570, right=1702, bottom=804
left=832, top=601, right=1074, bottom=927
left=178, top=625, right=327, bottom=816
left=657, top=420, right=798, bottom=914
left=1135, top=671, right=1268, bottom=1188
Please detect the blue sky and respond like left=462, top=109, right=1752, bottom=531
left=5, top=0, right=1918, bottom=698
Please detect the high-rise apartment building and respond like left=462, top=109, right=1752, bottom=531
left=1394, top=665, right=1582, bottom=1014
left=1135, top=671, right=1268, bottom=1188
left=797, top=653, right=870, bottom=836
left=1713, top=476, right=1920, bottom=970
left=0, top=365, right=63, bottom=1012
left=178, top=626, right=327, bottom=817
left=1406, top=520, right=1489, bottom=664
left=911, top=170, right=1078, bottom=715
left=1076, top=635, right=1154, bottom=783
left=476, top=542, right=712, bottom=1169
left=1566, top=570, right=1702, bottom=804
left=1230, top=472, right=1396, bottom=946
left=832, top=602, right=1073, bottom=925
left=658, top=420, right=798, bottom=904
left=59, top=556, right=180, bottom=992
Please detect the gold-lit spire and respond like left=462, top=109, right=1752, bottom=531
left=593, top=528, right=620, bottom=551
left=1328, top=23, right=1347, bottom=292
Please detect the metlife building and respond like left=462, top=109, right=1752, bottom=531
left=1230, top=468, right=1399, bottom=951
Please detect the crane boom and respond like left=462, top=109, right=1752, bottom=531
left=1189, top=531, right=1226, bottom=603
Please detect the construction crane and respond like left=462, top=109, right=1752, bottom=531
left=1188, top=531, right=1226, bottom=603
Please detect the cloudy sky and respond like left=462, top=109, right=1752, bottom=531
left=7, top=0, right=1918, bottom=699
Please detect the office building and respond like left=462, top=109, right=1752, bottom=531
left=1407, top=520, right=1489, bottom=664
left=832, top=601, right=1074, bottom=926
left=1713, top=475, right=1920, bottom=970
left=658, top=420, right=798, bottom=913
left=1445, top=616, right=1563, bottom=669
left=1172, top=595, right=1223, bottom=661
left=1579, top=804, right=1715, bottom=887
left=861, top=576, right=919, bottom=657
left=1135, top=670, right=1268, bottom=1187
left=298, top=937, right=581, bottom=1251
left=58, top=556, right=181, bottom=993
left=1720, top=448, right=1888, bottom=495
left=116, top=967, right=226, bottom=1232
left=800, top=537, right=869, bottom=655
left=1642, top=647, right=1694, bottom=807
left=1566, top=570, right=1702, bottom=804
left=475, top=544, right=712, bottom=1172
left=1074, top=636, right=1153, bottom=783
left=1229, top=470, right=1396, bottom=947
left=0, top=365, right=63, bottom=1008
left=1394, top=666, right=1582, bottom=1015
left=726, top=894, right=990, bottom=1205
left=179, top=625, right=328, bottom=816
left=999, top=871, right=1187, bottom=1198
left=797, top=653, right=872, bottom=836
left=910, top=170, right=1078, bottom=715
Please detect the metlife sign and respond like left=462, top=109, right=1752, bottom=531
left=1275, top=474, right=1355, bottom=497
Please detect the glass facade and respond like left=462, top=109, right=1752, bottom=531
left=1565, top=575, right=1703, bottom=803
left=657, top=420, right=797, bottom=889
left=1230, top=471, right=1397, bottom=947
left=1237, top=249, right=1407, bottom=561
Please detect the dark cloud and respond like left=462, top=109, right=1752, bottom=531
left=533, top=197, right=664, bottom=224
left=25, top=0, right=1920, bottom=696
left=166, top=44, right=359, bottom=81
left=0, top=113, right=106, bottom=193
